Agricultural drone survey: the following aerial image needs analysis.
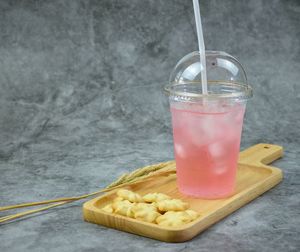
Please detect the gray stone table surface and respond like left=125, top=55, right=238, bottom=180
left=0, top=0, right=299, bottom=251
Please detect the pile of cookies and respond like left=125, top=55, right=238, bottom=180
left=101, top=189, right=199, bottom=227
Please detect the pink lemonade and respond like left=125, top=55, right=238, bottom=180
left=171, top=102, right=245, bottom=199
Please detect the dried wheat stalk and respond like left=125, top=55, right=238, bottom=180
left=0, top=160, right=176, bottom=223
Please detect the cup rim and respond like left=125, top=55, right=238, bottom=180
left=164, top=80, right=253, bottom=100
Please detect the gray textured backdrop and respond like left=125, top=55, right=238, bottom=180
left=0, top=0, right=299, bottom=251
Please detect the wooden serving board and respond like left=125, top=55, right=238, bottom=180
left=83, top=143, right=283, bottom=242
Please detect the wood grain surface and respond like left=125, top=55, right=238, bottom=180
left=83, top=143, right=283, bottom=242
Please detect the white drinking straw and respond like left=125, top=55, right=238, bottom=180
left=192, top=0, right=208, bottom=94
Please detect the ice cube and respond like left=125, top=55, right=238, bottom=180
left=188, top=117, right=217, bottom=147
left=208, top=142, right=226, bottom=159
left=174, top=143, right=186, bottom=159
left=213, top=164, right=228, bottom=175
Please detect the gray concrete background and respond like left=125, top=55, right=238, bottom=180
left=0, top=0, right=299, bottom=251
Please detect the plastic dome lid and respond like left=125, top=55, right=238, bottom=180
left=165, top=51, right=253, bottom=100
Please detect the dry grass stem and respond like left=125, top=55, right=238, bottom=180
left=0, top=161, right=176, bottom=224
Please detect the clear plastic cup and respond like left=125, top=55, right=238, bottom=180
left=165, top=51, right=253, bottom=199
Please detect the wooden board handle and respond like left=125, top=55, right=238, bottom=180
left=238, top=143, right=283, bottom=167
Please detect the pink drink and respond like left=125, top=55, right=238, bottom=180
left=171, top=102, right=245, bottom=199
